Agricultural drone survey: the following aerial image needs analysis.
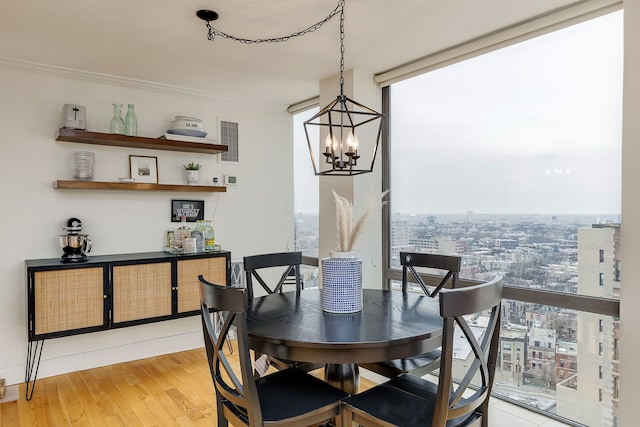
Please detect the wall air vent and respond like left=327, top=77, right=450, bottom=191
left=218, top=118, right=239, bottom=163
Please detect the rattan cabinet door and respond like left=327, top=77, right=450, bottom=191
left=112, top=262, right=172, bottom=323
left=34, top=267, right=105, bottom=336
left=177, top=257, right=227, bottom=313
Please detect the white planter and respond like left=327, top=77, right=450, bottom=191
left=321, top=251, right=363, bottom=313
left=186, top=170, right=199, bottom=185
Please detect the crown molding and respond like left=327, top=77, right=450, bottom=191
left=0, top=56, right=281, bottom=108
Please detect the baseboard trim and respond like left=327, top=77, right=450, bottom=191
left=3, top=330, right=203, bottom=387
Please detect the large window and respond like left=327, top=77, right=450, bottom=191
left=387, top=11, right=622, bottom=427
left=293, top=107, right=320, bottom=287
left=293, top=107, right=320, bottom=258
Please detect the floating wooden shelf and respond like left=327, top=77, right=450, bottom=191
left=55, top=128, right=228, bottom=154
left=53, top=180, right=226, bottom=192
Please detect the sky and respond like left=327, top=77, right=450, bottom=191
left=294, top=11, right=623, bottom=216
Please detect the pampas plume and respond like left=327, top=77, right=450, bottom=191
left=332, top=188, right=389, bottom=252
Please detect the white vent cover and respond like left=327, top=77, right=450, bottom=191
left=218, top=118, right=239, bottom=163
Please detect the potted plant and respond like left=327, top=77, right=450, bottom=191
left=183, top=162, right=202, bottom=185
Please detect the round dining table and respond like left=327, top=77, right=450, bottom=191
left=246, top=288, right=443, bottom=393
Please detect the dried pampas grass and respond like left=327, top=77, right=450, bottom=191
left=332, top=188, right=389, bottom=252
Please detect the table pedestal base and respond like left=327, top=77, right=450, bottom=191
left=325, top=363, right=359, bottom=395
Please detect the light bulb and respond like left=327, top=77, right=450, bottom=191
left=346, top=130, right=359, bottom=153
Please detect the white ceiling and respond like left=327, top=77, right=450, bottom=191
left=0, top=0, right=581, bottom=107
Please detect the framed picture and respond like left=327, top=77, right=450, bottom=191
left=129, top=155, right=158, bottom=184
left=171, top=199, right=205, bottom=222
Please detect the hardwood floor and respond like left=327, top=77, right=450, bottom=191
left=0, top=346, right=375, bottom=426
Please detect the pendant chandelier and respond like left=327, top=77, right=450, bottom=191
left=197, top=0, right=382, bottom=176
left=303, top=2, right=383, bottom=176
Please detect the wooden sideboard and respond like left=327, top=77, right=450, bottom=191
left=26, top=250, right=231, bottom=341
left=24, top=250, right=230, bottom=400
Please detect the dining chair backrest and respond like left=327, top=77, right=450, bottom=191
left=199, top=275, right=263, bottom=426
left=200, top=275, right=347, bottom=427
left=400, top=252, right=461, bottom=297
left=341, top=275, right=503, bottom=427
left=244, top=252, right=303, bottom=301
left=433, top=275, right=503, bottom=425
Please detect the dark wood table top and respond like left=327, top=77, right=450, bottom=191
left=246, top=288, right=443, bottom=365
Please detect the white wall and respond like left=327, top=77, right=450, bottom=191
left=0, top=62, right=294, bottom=385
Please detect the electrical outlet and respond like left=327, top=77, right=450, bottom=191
left=0, top=378, right=5, bottom=400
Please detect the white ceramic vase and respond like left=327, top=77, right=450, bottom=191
left=321, top=251, right=363, bottom=313
left=186, top=170, right=199, bottom=185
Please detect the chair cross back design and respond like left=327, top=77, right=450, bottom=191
left=243, top=251, right=321, bottom=372
left=342, top=276, right=503, bottom=427
left=360, top=252, right=462, bottom=379
left=401, top=252, right=461, bottom=297
left=244, top=252, right=303, bottom=302
left=199, top=275, right=348, bottom=427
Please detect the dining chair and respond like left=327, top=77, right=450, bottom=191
left=244, top=251, right=304, bottom=302
left=360, top=252, right=462, bottom=379
left=243, top=251, right=322, bottom=372
left=199, top=275, right=349, bottom=427
left=342, top=275, right=503, bottom=427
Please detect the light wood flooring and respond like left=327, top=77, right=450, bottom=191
left=0, top=346, right=376, bottom=427
left=0, top=347, right=573, bottom=427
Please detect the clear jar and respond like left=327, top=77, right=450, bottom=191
left=174, top=215, right=192, bottom=248
left=109, top=103, right=125, bottom=134
left=124, top=104, right=137, bottom=136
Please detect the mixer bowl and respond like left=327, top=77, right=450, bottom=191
left=59, top=234, right=92, bottom=255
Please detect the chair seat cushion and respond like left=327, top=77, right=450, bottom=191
left=344, top=375, right=482, bottom=427
left=361, top=349, right=441, bottom=378
left=344, top=382, right=437, bottom=427
left=386, top=349, right=441, bottom=372
left=386, top=373, right=439, bottom=401
left=256, top=368, right=349, bottom=422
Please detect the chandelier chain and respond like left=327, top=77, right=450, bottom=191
left=205, top=0, right=345, bottom=44
left=339, top=2, right=345, bottom=95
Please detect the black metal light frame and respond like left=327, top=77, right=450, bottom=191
left=303, top=1, right=384, bottom=176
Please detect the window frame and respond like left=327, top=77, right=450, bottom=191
left=379, top=5, right=621, bottom=317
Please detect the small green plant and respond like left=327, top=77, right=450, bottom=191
left=183, top=162, right=202, bottom=170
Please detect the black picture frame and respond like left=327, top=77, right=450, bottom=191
left=171, top=200, right=205, bottom=222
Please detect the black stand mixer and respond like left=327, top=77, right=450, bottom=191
left=59, top=218, right=92, bottom=263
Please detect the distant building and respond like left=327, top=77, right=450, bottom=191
left=525, top=327, right=557, bottom=388
left=499, top=324, right=527, bottom=385
left=525, top=306, right=557, bottom=329
left=556, top=223, right=620, bottom=427
left=437, top=238, right=465, bottom=254
left=409, top=238, right=439, bottom=254
left=390, top=218, right=412, bottom=268
left=555, top=341, right=578, bottom=384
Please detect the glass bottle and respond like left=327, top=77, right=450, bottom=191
left=166, top=228, right=174, bottom=248
left=191, top=220, right=204, bottom=252
left=109, top=103, right=125, bottom=134
left=124, top=104, right=137, bottom=136
left=175, top=215, right=192, bottom=249
left=204, top=220, right=216, bottom=251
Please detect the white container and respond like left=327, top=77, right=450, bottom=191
left=183, top=237, right=197, bottom=253
left=321, top=251, right=363, bottom=313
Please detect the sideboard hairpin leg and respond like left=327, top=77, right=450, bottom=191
left=25, top=340, right=44, bottom=401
